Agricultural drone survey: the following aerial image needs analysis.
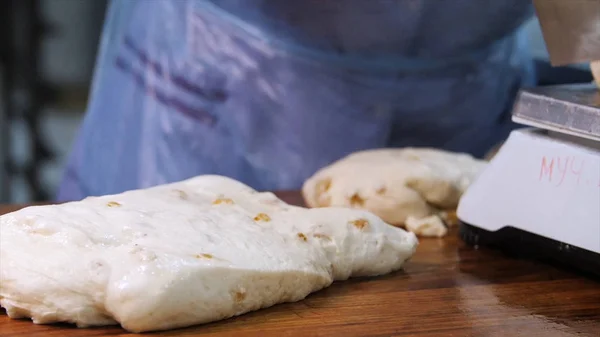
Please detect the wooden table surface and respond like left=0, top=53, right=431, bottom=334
left=1, top=193, right=600, bottom=337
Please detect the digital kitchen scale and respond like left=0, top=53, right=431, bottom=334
left=457, top=84, right=600, bottom=277
left=457, top=0, right=600, bottom=278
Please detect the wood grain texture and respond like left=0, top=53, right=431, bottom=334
left=1, top=192, right=600, bottom=336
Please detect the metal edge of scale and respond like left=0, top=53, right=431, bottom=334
left=511, top=83, right=600, bottom=142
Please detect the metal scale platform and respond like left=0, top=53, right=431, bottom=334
left=457, top=0, right=600, bottom=277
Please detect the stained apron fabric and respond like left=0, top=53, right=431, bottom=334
left=57, top=0, right=536, bottom=201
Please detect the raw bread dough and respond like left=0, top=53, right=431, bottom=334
left=0, top=175, right=417, bottom=333
left=405, top=215, right=447, bottom=238
left=302, top=148, right=487, bottom=236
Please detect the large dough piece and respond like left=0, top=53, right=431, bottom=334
left=302, top=148, right=487, bottom=237
left=0, top=175, right=417, bottom=333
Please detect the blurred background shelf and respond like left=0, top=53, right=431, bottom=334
left=0, top=0, right=106, bottom=203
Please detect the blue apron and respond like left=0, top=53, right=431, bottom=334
left=57, top=0, right=535, bottom=201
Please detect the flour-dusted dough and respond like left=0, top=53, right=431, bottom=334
left=405, top=215, right=447, bottom=238
left=0, top=175, right=417, bottom=333
left=302, top=148, right=487, bottom=236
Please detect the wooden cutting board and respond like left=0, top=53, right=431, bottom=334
left=1, top=192, right=600, bottom=336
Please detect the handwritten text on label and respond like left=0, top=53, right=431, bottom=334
left=539, top=155, right=600, bottom=188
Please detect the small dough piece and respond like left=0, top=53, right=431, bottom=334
left=302, top=148, right=486, bottom=235
left=0, top=175, right=417, bottom=333
left=405, top=215, right=447, bottom=238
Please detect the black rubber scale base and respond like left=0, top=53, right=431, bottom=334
left=460, top=222, right=600, bottom=280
